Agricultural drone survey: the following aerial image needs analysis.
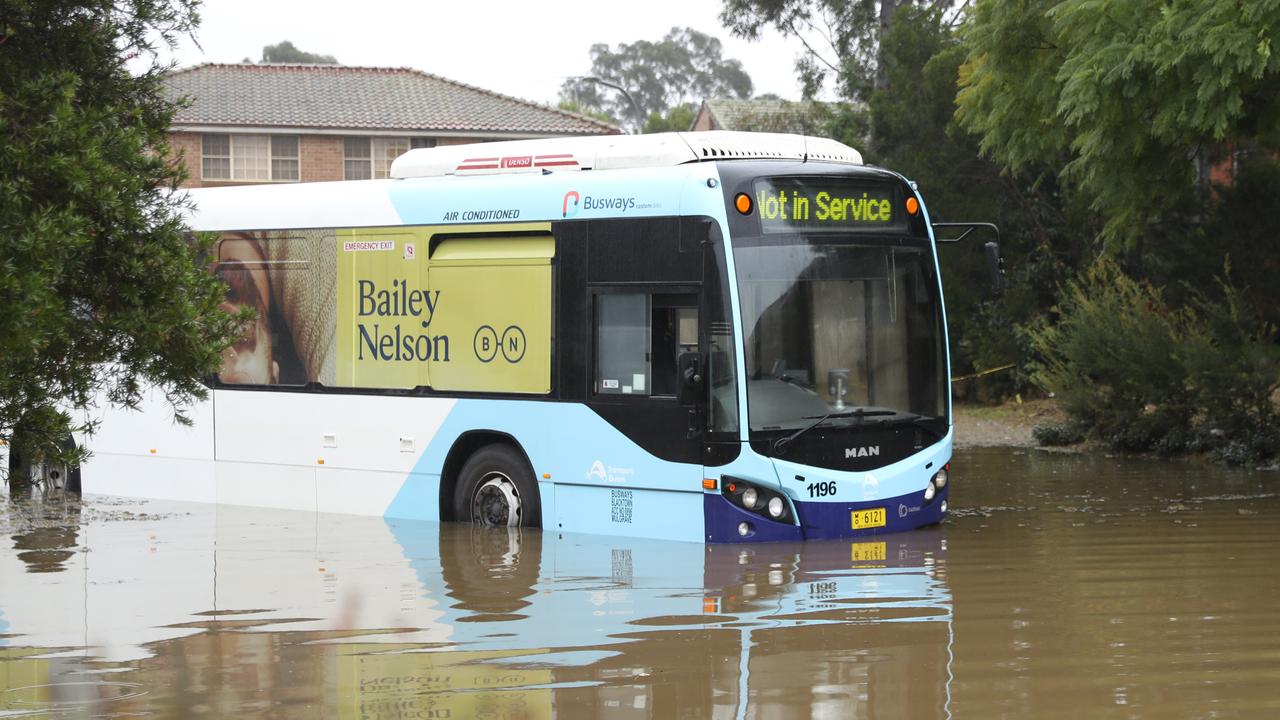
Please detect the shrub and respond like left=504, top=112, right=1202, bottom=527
left=1032, top=422, right=1086, bottom=446
left=1027, top=258, right=1280, bottom=465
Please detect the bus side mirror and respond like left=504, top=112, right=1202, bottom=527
left=984, top=241, right=1005, bottom=293
left=678, top=351, right=703, bottom=404
left=932, top=222, right=1004, bottom=295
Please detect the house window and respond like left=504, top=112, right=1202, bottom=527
left=343, top=137, right=436, bottom=180
left=201, top=134, right=299, bottom=182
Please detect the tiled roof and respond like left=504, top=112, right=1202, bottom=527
left=165, top=63, right=620, bottom=136
left=699, top=98, right=854, bottom=134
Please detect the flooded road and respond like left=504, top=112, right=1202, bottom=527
left=2, top=447, right=1279, bottom=718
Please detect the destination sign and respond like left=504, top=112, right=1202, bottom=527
left=753, top=177, right=905, bottom=234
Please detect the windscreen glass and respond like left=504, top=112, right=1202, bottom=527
left=734, top=239, right=946, bottom=431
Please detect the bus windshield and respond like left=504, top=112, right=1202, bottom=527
left=734, top=237, right=946, bottom=431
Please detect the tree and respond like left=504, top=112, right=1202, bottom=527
left=867, top=4, right=1085, bottom=394
left=260, top=40, right=338, bottom=64
left=0, top=1, right=243, bottom=474
left=720, top=1, right=958, bottom=99
left=642, top=103, right=698, bottom=134
left=560, top=27, right=752, bottom=132
left=956, top=0, right=1280, bottom=248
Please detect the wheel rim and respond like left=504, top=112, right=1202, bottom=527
left=471, top=472, right=522, bottom=527
left=32, top=461, right=67, bottom=491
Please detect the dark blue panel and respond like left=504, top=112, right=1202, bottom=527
left=794, top=486, right=948, bottom=540
left=703, top=486, right=949, bottom=543
left=703, top=493, right=804, bottom=543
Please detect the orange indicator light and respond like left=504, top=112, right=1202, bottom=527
left=734, top=193, right=753, bottom=215
left=727, top=482, right=737, bottom=493
left=906, top=197, right=919, bottom=215
left=317, top=458, right=325, bottom=465
left=702, top=478, right=717, bottom=490
left=543, top=473, right=552, bottom=479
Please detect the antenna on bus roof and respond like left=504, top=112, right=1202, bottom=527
left=802, top=134, right=809, bottom=164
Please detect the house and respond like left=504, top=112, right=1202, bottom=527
left=163, top=63, right=620, bottom=188
left=691, top=98, right=851, bottom=135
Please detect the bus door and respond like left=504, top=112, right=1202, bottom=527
left=581, top=218, right=707, bottom=496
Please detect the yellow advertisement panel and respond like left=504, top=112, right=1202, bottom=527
left=216, top=223, right=555, bottom=394
left=336, top=227, right=435, bottom=389
left=428, top=237, right=553, bottom=394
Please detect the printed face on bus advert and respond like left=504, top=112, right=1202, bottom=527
left=216, top=235, right=280, bottom=385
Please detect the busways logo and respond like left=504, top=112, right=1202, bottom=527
left=562, top=190, right=637, bottom=217
left=562, top=190, right=581, bottom=218
left=845, top=445, right=881, bottom=459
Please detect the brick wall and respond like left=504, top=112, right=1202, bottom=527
left=168, top=131, right=497, bottom=187
left=301, top=135, right=343, bottom=182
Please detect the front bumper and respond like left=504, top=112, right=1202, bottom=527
left=704, top=484, right=949, bottom=543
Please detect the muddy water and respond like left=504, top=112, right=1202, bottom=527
left=1, top=447, right=1278, bottom=719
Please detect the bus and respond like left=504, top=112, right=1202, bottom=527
left=10, top=131, right=994, bottom=543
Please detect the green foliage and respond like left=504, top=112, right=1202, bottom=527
left=0, top=1, right=243, bottom=472
left=864, top=4, right=1086, bottom=396
left=560, top=27, right=752, bottom=131
left=261, top=40, right=338, bottom=64
left=720, top=0, right=910, bottom=99
left=1029, top=258, right=1280, bottom=464
left=1031, top=421, right=1085, bottom=447
left=641, top=103, right=697, bottom=134
left=957, top=0, right=1280, bottom=247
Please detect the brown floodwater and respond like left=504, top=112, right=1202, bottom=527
left=1, top=447, right=1278, bottom=719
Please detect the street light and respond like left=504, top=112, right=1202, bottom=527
left=572, top=76, right=643, bottom=133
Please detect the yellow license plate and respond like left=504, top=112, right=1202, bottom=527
left=851, top=507, right=886, bottom=530
left=851, top=541, right=886, bottom=563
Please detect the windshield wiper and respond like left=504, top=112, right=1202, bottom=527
left=773, top=412, right=832, bottom=454
left=775, top=408, right=899, bottom=454
left=801, top=407, right=898, bottom=420
left=875, top=413, right=947, bottom=443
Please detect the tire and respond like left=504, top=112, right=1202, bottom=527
left=452, top=444, right=541, bottom=528
left=7, top=434, right=80, bottom=494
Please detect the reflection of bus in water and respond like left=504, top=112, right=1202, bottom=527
left=0, top=498, right=951, bottom=717
left=8, top=131, right=993, bottom=543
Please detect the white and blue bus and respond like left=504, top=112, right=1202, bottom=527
left=20, top=131, right=990, bottom=543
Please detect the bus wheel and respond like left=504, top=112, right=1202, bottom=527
left=8, top=435, right=80, bottom=495
left=454, top=445, right=541, bottom=528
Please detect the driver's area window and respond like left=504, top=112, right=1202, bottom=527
left=594, top=291, right=697, bottom=398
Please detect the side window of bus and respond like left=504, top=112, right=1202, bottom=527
left=214, top=233, right=309, bottom=386
left=594, top=292, right=697, bottom=398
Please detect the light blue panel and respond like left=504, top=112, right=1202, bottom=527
left=382, top=473, right=442, bottom=522
left=387, top=164, right=727, bottom=227
left=553, top=484, right=704, bottom=542
left=910, top=182, right=954, bottom=422
left=706, top=447, right=783, bottom=491
left=386, top=399, right=703, bottom=524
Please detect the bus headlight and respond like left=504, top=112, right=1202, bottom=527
left=742, top=488, right=759, bottom=509
left=933, top=468, right=948, bottom=489
left=738, top=522, right=752, bottom=537
left=767, top=497, right=785, bottom=518
left=924, top=483, right=936, bottom=502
